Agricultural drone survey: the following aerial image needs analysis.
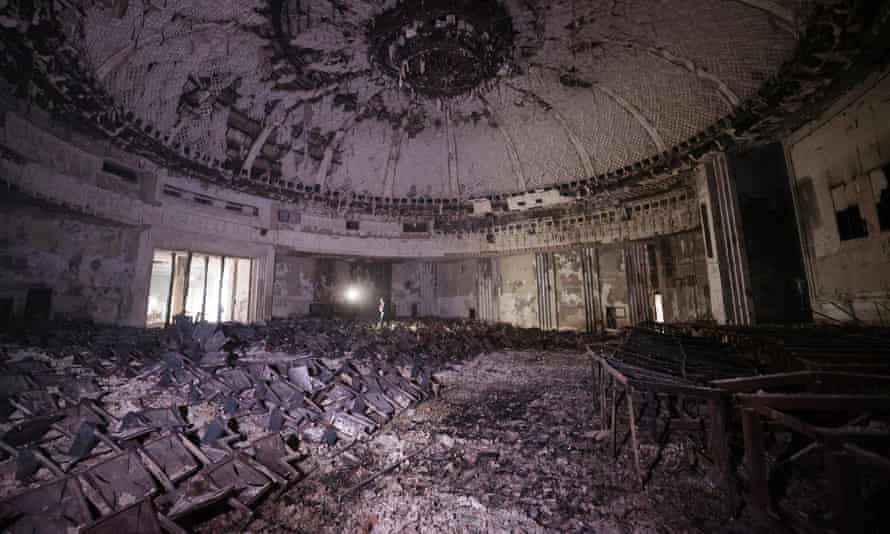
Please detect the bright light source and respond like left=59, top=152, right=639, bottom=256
left=344, top=286, right=361, bottom=303
left=654, top=293, right=665, bottom=323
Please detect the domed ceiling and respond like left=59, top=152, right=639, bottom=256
left=2, top=1, right=887, bottom=209
left=71, top=0, right=800, bottom=198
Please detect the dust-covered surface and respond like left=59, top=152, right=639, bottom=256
left=0, top=319, right=608, bottom=532
left=231, top=350, right=769, bottom=534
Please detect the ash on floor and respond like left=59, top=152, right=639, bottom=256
left=230, top=351, right=767, bottom=534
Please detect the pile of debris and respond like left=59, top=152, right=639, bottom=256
left=241, top=349, right=740, bottom=533
left=0, top=318, right=602, bottom=533
left=593, top=325, right=890, bottom=534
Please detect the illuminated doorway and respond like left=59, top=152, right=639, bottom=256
left=146, top=249, right=253, bottom=327
left=654, top=293, right=665, bottom=324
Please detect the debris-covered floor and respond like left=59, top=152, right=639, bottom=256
left=226, top=350, right=765, bottom=534
left=8, top=318, right=853, bottom=533
left=0, top=319, right=602, bottom=533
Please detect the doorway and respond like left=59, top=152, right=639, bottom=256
left=146, top=249, right=253, bottom=327
left=25, top=289, right=52, bottom=322
left=654, top=293, right=665, bottom=323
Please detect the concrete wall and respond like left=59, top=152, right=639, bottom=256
left=650, top=231, right=711, bottom=323
left=2, top=103, right=701, bottom=262
left=555, top=251, right=586, bottom=331
left=391, top=259, right=490, bottom=320
left=272, top=254, right=318, bottom=318
left=694, top=145, right=809, bottom=326
left=696, top=153, right=755, bottom=325
left=1, top=102, right=712, bottom=328
left=786, top=68, right=890, bottom=324
left=597, top=244, right=631, bottom=329
left=391, top=262, right=422, bottom=318
left=391, top=261, right=437, bottom=318
left=0, top=192, right=142, bottom=323
left=382, top=235, right=709, bottom=331
left=272, top=255, right=392, bottom=319
left=435, top=259, right=477, bottom=319
left=497, top=253, right=539, bottom=329
left=476, top=258, right=498, bottom=323
left=729, top=144, right=809, bottom=324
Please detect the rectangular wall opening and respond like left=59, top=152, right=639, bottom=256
left=0, top=298, right=14, bottom=329
left=646, top=243, right=659, bottom=288
left=146, top=253, right=173, bottom=327
left=831, top=183, right=868, bottom=241
left=146, top=249, right=253, bottom=327
left=24, top=289, right=52, bottom=322
left=875, top=166, right=889, bottom=232
left=700, top=203, right=714, bottom=258
left=605, top=307, right=618, bottom=330
left=835, top=205, right=868, bottom=241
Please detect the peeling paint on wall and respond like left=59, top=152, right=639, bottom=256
left=272, top=255, right=392, bottom=318
left=0, top=193, right=139, bottom=323
left=435, top=260, right=476, bottom=319
left=272, top=254, right=317, bottom=318
left=787, top=69, right=890, bottom=324
left=597, top=244, right=630, bottom=329
left=555, top=251, right=585, bottom=330
left=391, top=262, right=424, bottom=318
left=649, top=231, right=711, bottom=323
left=498, top=253, right=539, bottom=328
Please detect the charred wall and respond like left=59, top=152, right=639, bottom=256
left=596, top=244, right=630, bottom=330
left=392, top=260, right=493, bottom=320
left=649, top=231, right=711, bottom=323
left=497, top=253, right=539, bottom=329
left=555, top=251, right=586, bottom=331
left=435, top=259, right=478, bottom=319
left=272, top=254, right=318, bottom=318
left=0, top=191, right=142, bottom=324
left=786, top=68, right=890, bottom=324
left=728, top=143, right=809, bottom=323
left=272, top=255, right=392, bottom=318
left=391, top=261, right=426, bottom=318
left=378, top=231, right=710, bottom=332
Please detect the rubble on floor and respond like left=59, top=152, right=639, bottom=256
left=0, top=318, right=602, bottom=533
left=7, top=319, right=882, bottom=533
left=593, top=324, right=890, bottom=534
left=220, top=350, right=765, bottom=534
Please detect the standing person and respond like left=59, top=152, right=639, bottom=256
left=377, top=297, right=386, bottom=328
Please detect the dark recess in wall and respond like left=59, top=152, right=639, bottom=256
left=835, top=205, right=868, bottom=241
left=101, top=160, right=139, bottom=183
left=24, top=288, right=52, bottom=322
left=0, top=299, right=12, bottom=330
left=403, top=222, right=429, bottom=233
left=878, top=164, right=890, bottom=231
left=700, top=203, right=714, bottom=259
left=728, top=143, right=810, bottom=323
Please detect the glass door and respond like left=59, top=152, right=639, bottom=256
left=146, top=250, right=173, bottom=327
left=233, top=258, right=252, bottom=323
left=220, top=257, right=237, bottom=322
left=205, top=255, right=223, bottom=323
left=185, top=253, right=208, bottom=321
left=170, top=251, right=190, bottom=319
left=147, top=249, right=254, bottom=326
